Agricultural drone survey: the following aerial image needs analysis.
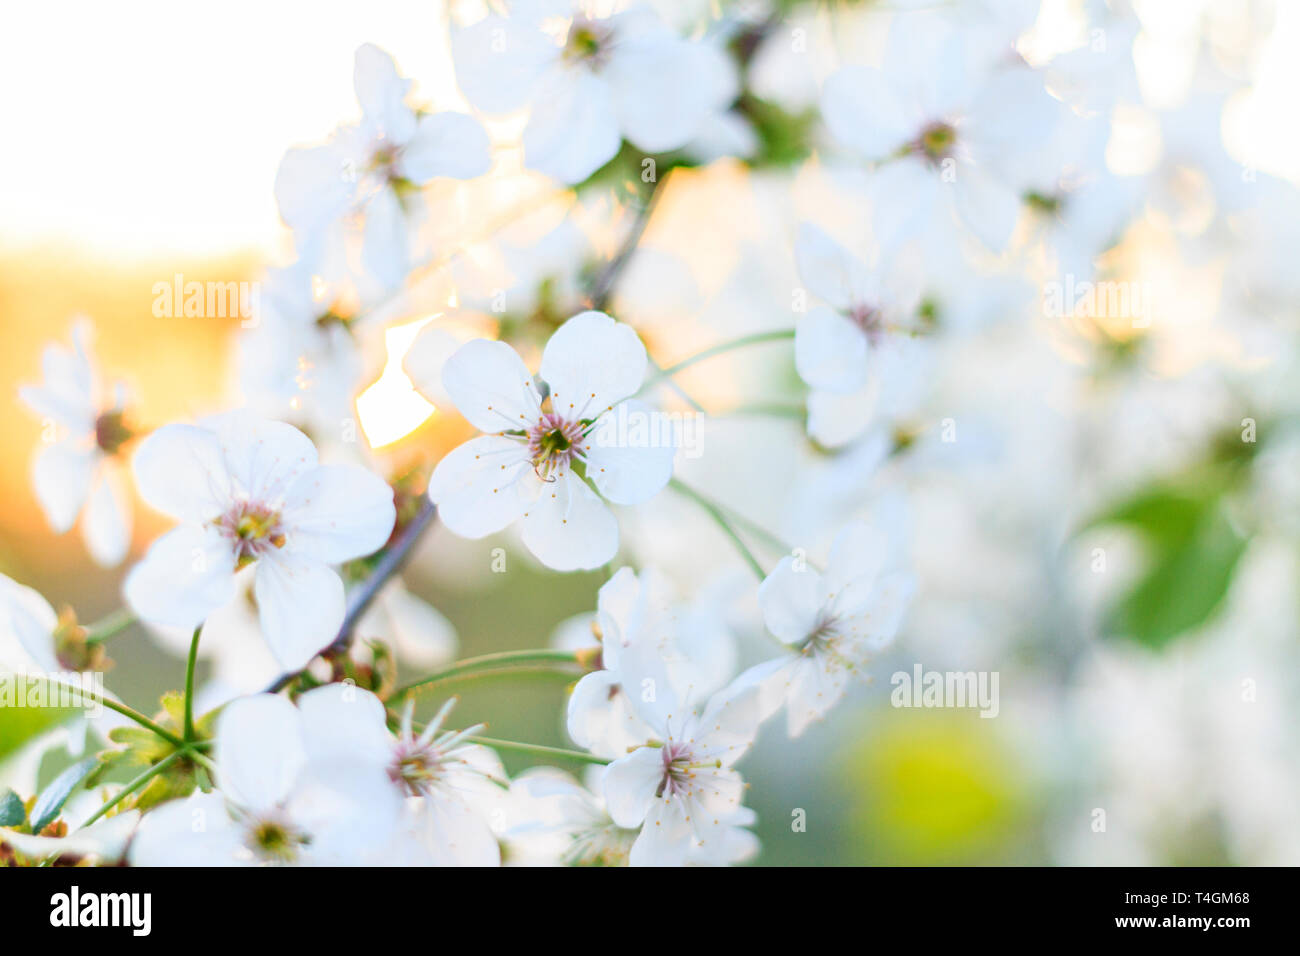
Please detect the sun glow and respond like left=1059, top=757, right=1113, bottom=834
left=356, top=317, right=436, bottom=448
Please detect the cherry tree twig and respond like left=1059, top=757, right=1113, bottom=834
left=263, top=498, right=439, bottom=693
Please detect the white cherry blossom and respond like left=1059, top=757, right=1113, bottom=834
left=124, top=412, right=396, bottom=670
left=792, top=223, right=931, bottom=447
left=566, top=565, right=734, bottom=758
left=820, top=14, right=1062, bottom=252
left=600, top=652, right=760, bottom=866
left=296, top=686, right=503, bottom=866
left=428, top=311, right=674, bottom=571
left=275, top=43, right=492, bottom=291
left=736, top=520, right=915, bottom=737
left=18, top=319, right=133, bottom=567
left=451, top=3, right=737, bottom=183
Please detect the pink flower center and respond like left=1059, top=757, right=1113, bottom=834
left=849, top=304, right=885, bottom=346
left=217, top=501, right=286, bottom=568
left=526, top=413, right=587, bottom=481
left=656, top=742, right=717, bottom=799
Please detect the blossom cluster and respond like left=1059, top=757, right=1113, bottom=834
left=2, top=0, right=1297, bottom=867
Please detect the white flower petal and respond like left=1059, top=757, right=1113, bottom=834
left=129, top=794, right=244, bottom=867
left=540, top=311, right=646, bottom=419
left=565, top=670, right=652, bottom=759
left=132, top=423, right=231, bottom=523
left=731, top=655, right=798, bottom=727
left=522, top=69, right=620, bottom=184
left=353, top=43, right=415, bottom=144
left=1, top=809, right=138, bottom=863
left=870, top=158, right=941, bottom=252
left=820, top=519, right=888, bottom=609
left=273, top=142, right=355, bottom=235
left=594, top=565, right=642, bottom=661
left=204, top=411, right=319, bottom=505
left=82, top=465, right=131, bottom=568
left=794, top=222, right=866, bottom=311
left=450, top=16, right=557, bottom=114
left=821, top=65, right=916, bottom=158
left=32, top=441, right=95, bottom=532
left=402, top=323, right=463, bottom=408
left=603, top=744, right=665, bottom=828
left=607, top=29, right=730, bottom=153
left=585, top=401, right=675, bottom=505
left=217, top=694, right=307, bottom=815
left=757, top=556, right=822, bottom=644
left=952, top=162, right=1021, bottom=252
left=628, top=793, right=695, bottom=866
left=18, top=384, right=94, bottom=434
left=795, top=305, right=869, bottom=393
left=696, top=686, right=761, bottom=767
left=441, top=338, right=541, bottom=434
left=413, top=792, right=501, bottom=866
left=520, top=471, right=618, bottom=571
left=289, top=760, right=404, bottom=864
left=786, top=656, right=846, bottom=737
left=806, top=383, right=877, bottom=449
left=398, top=112, right=492, bottom=183
left=0, top=574, right=59, bottom=673
left=253, top=554, right=346, bottom=671
left=281, top=464, right=395, bottom=564
left=361, top=186, right=411, bottom=292
left=124, top=525, right=237, bottom=630
left=296, top=683, right=393, bottom=765
left=428, top=434, right=534, bottom=539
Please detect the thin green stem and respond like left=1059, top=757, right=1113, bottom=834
left=696, top=493, right=821, bottom=572
left=465, top=736, right=608, bottom=766
left=188, top=749, right=218, bottom=774
left=77, top=749, right=186, bottom=831
left=84, top=607, right=136, bottom=644
left=645, top=354, right=705, bottom=413
left=183, top=625, right=202, bottom=742
left=640, top=329, right=795, bottom=394
left=669, top=478, right=766, bottom=581
left=393, top=649, right=582, bottom=700
left=41, top=679, right=184, bottom=748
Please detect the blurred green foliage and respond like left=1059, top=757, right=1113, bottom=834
left=0, top=678, right=77, bottom=765
left=1088, top=454, right=1253, bottom=649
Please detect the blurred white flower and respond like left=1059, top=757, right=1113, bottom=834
left=237, top=262, right=367, bottom=435
left=130, top=694, right=389, bottom=866
left=821, top=15, right=1061, bottom=252
left=0, top=810, right=139, bottom=865
left=124, top=411, right=395, bottom=670
left=451, top=3, right=736, bottom=183
left=275, top=43, right=492, bottom=291
left=18, top=319, right=133, bottom=567
left=736, top=520, right=914, bottom=736
left=567, top=565, right=734, bottom=758
left=0, top=573, right=64, bottom=674
left=428, top=310, right=674, bottom=570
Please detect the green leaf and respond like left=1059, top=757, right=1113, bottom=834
left=0, top=677, right=79, bottom=763
left=1105, top=507, right=1247, bottom=649
left=30, top=757, right=99, bottom=833
left=1089, top=480, right=1248, bottom=649
left=0, top=789, right=25, bottom=827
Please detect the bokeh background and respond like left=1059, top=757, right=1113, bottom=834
left=3, top=0, right=1300, bottom=864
